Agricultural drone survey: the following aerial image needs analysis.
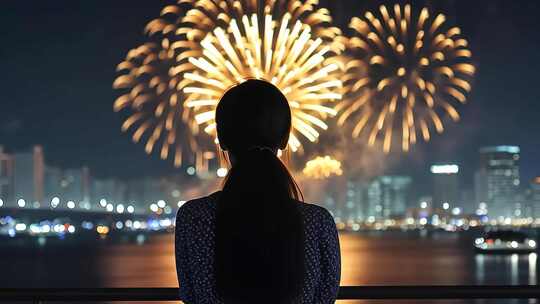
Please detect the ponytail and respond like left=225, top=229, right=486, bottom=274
left=215, top=148, right=305, bottom=303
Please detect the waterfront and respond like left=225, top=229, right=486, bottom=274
left=0, top=231, right=538, bottom=303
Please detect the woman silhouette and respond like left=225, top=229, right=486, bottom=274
left=175, top=79, right=340, bottom=303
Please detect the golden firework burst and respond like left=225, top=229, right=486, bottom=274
left=303, top=155, right=343, bottom=179
left=144, top=0, right=345, bottom=153
left=339, top=4, right=475, bottom=153
left=113, top=41, right=214, bottom=168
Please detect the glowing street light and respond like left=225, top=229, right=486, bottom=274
left=51, top=197, right=60, bottom=208
left=431, top=164, right=459, bottom=174
left=15, top=223, right=27, bottom=231
left=164, top=206, right=172, bottom=214
left=67, top=201, right=76, bottom=209
left=127, top=205, right=135, bottom=214
left=116, top=204, right=125, bottom=214
left=217, top=167, right=228, bottom=178
left=17, top=199, right=26, bottom=208
left=186, top=166, right=196, bottom=176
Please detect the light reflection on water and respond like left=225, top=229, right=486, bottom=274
left=529, top=253, right=537, bottom=285
left=337, top=233, right=539, bottom=304
left=96, top=236, right=177, bottom=288
left=338, top=233, right=471, bottom=286
left=1, top=232, right=538, bottom=304
left=94, top=232, right=538, bottom=304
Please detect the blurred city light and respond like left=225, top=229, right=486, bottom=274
left=51, top=197, right=60, bottom=208
left=99, top=199, right=107, bottom=208
left=96, top=225, right=110, bottom=235
left=116, top=204, right=125, bottom=214
left=127, top=205, right=135, bottom=214
left=17, top=199, right=26, bottom=208
left=217, top=167, right=228, bottom=178
left=431, top=164, right=459, bottom=174
left=15, top=223, right=27, bottom=231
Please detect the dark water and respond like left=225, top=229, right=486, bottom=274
left=1, top=232, right=538, bottom=304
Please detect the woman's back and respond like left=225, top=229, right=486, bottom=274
left=175, top=191, right=340, bottom=303
left=176, top=79, right=341, bottom=303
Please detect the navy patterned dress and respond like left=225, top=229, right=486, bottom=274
left=175, top=191, right=341, bottom=303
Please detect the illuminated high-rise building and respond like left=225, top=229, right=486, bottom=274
left=63, top=167, right=91, bottom=208
left=367, top=176, right=412, bottom=220
left=530, top=177, right=540, bottom=219
left=45, top=166, right=92, bottom=210
left=91, top=178, right=127, bottom=207
left=475, top=146, right=520, bottom=219
left=44, top=166, right=62, bottom=206
left=0, top=146, right=14, bottom=204
left=345, top=180, right=367, bottom=222
left=13, top=145, right=45, bottom=207
left=125, top=177, right=172, bottom=213
left=430, top=164, right=460, bottom=210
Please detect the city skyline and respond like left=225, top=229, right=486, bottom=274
left=1, top=0, right=539, bottom=192
left=1, top=143, right=538, bottom=223
left=0, top=145, right=204, bottom=213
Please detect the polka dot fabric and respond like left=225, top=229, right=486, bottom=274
left=175, top=191, right=341, bottom=303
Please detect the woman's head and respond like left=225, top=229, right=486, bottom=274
left=216, top=79, right=291, bottom=154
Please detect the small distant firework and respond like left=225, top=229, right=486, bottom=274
left=113, top=40, right=213, bottom=167
left=144, top=0, right=345, bottom=153
left=303, top=155, right=343, bottom=179
left=339, top=4, right=475, bottom=153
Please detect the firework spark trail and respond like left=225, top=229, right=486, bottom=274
left=338, top=4, right=475, bottom=153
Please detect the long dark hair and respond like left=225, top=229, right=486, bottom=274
left=215, top=79, right=305, bottom=303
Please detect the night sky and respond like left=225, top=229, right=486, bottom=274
left=1, top=1, right=539, bottom=195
